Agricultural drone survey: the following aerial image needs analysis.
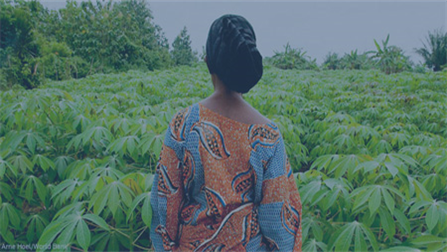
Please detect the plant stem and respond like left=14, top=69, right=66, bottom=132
left=70, top=245, right=84, bottom=251
left=129, top=218, right=134, bottom=252
left=133, top=226, right=147, bottom=243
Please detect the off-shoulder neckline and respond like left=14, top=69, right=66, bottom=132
left=197, top=102, right=274, bottom=127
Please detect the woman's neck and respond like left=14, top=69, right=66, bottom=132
left=210, top=74, right=243, bottom=102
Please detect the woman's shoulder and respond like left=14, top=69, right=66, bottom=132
left=198, top=99, right=272, bottom=126
left=168, top=104, right=199, bottom=142
left=169, top=103, right=201, bottom=123
left=242, top=104, right=272, bottom=125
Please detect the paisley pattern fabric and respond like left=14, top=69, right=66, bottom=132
left=150, top=102, right=302, bottom=251
left=192, top=121, right=231, bottom=160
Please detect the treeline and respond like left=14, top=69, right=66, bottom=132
left=0, top=0, right=198, bottom=89
left=265, top=31, right=447, bottom=74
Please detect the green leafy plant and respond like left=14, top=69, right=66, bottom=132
left=269, top=43, right=319, bottom=70
left=322, top=52, right=342, bottom=70
left=415, top=29, right=447, bottom=72
left=341, top=50, right=375, bottom=70
left=368, top=34, right=412, bottom=74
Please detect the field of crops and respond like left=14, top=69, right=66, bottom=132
left=1, top=63, right=447, bottom=251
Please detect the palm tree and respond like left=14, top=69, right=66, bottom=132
left=415, top=29, right=447, bottom=72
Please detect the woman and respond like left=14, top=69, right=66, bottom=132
left=150, top=14, right=302, bottom=251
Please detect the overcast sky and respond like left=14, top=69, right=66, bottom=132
left=42, top=0, right=447, bottom=64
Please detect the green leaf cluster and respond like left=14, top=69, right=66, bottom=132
left=267, top=43, right=319, bottom=70
left=415, top=29, right=447, bottom=72
left=368, top=34, right=413, bottom=74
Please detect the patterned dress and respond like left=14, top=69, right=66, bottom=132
left=150, top=102, right=302, bottom=251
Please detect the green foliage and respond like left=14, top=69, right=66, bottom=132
left=1, top=63, right=447, bottom=250
left=415, top=29, right=447, bottom=72
left=171, top=26, right=198, bottom=66
left=0, top=0, right=173, bottom=89
left=0, top=0, right=42, bottom=89
left=308, top=48, right=386, bottom=72
left=199, top=45, right=206, bottom=61
left=341, top=50, right=375, bottom=70
left=268, top=43, right=319, bottom=70
left=53, top=0, right=172, bottom=72
left=368, top=34, right=412, bottom=74
left=322, top=52, right=342, bottom=70
left=322, top=50, right=375, bottom=70
left=411, top=62, right=428, bottom=74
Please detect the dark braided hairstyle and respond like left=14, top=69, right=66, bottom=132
left=206, top=14, right=263, bottom=94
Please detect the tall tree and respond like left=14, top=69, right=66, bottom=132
left=171, top=26, right=197, bottom=66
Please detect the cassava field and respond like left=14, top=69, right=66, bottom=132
left=1, top=63, right=447, bottom=251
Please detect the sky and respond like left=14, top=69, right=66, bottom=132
left=41, top=0, right=447, bottom=64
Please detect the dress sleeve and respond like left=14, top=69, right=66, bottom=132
left=150, top=109, right=188, bottom=252
left=258, top=136, right=303, bottom=251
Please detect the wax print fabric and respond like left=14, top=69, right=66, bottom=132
left=150, top=102, right=302, bottom=251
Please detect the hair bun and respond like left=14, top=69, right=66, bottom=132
left=206, top=14, right=263, bottom=94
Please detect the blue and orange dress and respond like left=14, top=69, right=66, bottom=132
left=150, top=102, right=302, bottom=251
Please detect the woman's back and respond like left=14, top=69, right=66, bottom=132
left=150, top=103, right=302, bottom=251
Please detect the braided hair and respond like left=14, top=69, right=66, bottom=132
left=206, top=14, right=263, bottom=94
